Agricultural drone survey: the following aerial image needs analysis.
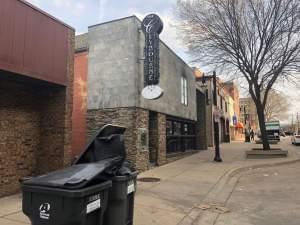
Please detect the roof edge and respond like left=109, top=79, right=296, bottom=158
left=20, top=0, right=75, bottom=30
left=88, top=15, right=138, bottom=29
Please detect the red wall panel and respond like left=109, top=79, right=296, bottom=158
left=0, top=0, right=73, bottom=85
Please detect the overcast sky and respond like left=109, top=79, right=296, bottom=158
left=27, top=0, right=299, bottom=123
left=27, top=0, right=188, bottom=61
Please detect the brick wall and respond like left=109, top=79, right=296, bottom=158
left=0, top=29, right=74, bottom=197
left=0, top=79, right=40, bottom=196
left=0, top=78, right=68, bottom=196
left=35, top=86, right=67, bottom=174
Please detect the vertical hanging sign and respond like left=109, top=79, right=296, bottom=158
left=141, top=14, right=164, bottom=100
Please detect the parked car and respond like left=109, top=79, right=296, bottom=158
left=285, top=131, right=294, bottom=136
left=291, top=133, right=300, bottom=145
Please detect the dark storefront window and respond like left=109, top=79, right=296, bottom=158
left=205, top=89, right=209, bottom=105
left=166, top=117, right=196, bottom=154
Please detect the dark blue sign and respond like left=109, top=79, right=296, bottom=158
left=142, top=14, right=163, bottom=86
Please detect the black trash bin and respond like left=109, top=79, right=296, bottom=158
left=103, top=171, right=138, bottom=225
left=22, top=162, right=115, bottom=225
left=74, top=124, right=126, bottom=164
left=75, top=124, right=138, bottom=225
left=22, top=124, right=136, bottom=225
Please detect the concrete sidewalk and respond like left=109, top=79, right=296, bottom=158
left=1, top=138, right=299, bottom=225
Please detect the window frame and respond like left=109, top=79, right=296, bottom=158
left=181, top=76, right=188, bottom=106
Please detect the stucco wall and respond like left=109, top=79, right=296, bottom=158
left=87, top=17, right=140, bottom=109
left=138, top=32, right=197, bottom=121
left=85, top=16, right=196, bottom=121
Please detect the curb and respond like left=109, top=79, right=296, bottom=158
left=179, top=156, right=300, bottom=225
left=228, top=157, right=300, bottom=179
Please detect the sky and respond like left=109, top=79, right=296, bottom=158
left=26, top=0, right=299, bottom=123
left=27, top=0, right=189, bottom=62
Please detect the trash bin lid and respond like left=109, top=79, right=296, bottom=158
left=24, top=157, right=122, bottom=189
left=74, top=124, right=127, bottom=165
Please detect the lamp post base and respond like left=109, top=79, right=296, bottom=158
left=214, top=157, right=223, bottom=162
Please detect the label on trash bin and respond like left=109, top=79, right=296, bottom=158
left=127, top=180, right=135, bottom=194
left=39, top=203, right=51, bottom=220
left=86, top=199, right=101, bottom=214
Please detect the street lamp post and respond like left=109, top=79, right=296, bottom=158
left=212, top=71, right=223, bottom=162
left=201, top=71, right=223, bottom=162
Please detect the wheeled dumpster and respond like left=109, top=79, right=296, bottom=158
left=103, top=171, right=138, bottom=225
left=22, top=163, right=114, bottom=225
left=75, top=124, right=138, bottom=225
left=22, top=124, right=138, bottom=225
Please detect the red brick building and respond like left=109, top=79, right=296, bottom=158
left=0, top=0, right=74, bottom=197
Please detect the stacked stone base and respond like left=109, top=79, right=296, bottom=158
left=86, top=107, right=168, bottom=172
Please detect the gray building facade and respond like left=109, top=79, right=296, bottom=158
left=76, top=16, right=203, bottom=171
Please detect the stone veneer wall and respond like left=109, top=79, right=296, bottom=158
left=0, top=79, right=70, bottom=196
left=86, top=107, right=150, bottom=172
left=0, top=79, right=40, bottom=196
left=35, top=86, right=67, bottom=174
left=148, top=112, right=167, bottom=166
left=0, top=29, right=74, bottom=197
left=86, top=107, right=200, bottom=171
left=148, top=112, right=158, bottom=164
left=157, top=113, right=167, bottom=165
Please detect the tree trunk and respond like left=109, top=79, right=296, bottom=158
left=256, top=102, right=270, bottom=150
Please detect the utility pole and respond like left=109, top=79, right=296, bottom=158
left=213, top=71, right=222, bottom=162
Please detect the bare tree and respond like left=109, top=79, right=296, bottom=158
left=264, top=89, right=289, bottom=121
left=177, top=0, right=300, bottom=150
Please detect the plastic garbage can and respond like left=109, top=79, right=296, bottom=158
left=74, top=124, right=139, bottom=225
left=74, top=124, right=127, bottom=165
left=22, top=163, right=113, bottom=225
left=104, top=171, right=138, bottom=225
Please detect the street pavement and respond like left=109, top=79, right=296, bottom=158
left=0, top=137, right=300, bottom=225
left=215, top=163, right=300, bottom=225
